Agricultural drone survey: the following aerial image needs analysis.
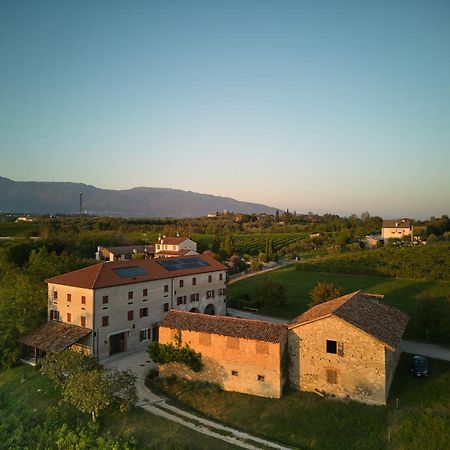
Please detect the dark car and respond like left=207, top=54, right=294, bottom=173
left=410, top=355, right=429, bottom=377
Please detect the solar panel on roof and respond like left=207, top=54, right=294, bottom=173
left=157, top=257, right=210, bottom=271
left=113, top=266, right=149, bottom=278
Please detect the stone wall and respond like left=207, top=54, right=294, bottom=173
left=289, top=315, right=388, bottom=405
left=159, top=326, right=285, bottom=398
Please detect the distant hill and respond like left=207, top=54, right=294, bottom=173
left=0, top=177, right=278, bottom=217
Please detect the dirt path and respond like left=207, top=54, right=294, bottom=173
left=104, top=349, right=291, bottom=450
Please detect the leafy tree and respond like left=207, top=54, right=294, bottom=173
left=256, top=279, right=286, bottom=311
left=147, top=341, right=203, bottom=372
left=223, top=234, right=234, bottom=257
left=309, top=282, right=342, bottom=308
left=41, top=350, right=101, bottom=387
left=210, top=234, right=221, bottom=253
left=107, top=369, right=138, bottom=413
left=63, top=369, right=113, bottom=423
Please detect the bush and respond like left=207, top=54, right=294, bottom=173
left=309, top=282, right=342, bottom=308
left=147, top=342, right=203, bottom=372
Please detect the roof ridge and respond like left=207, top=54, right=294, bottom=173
left=333, top=290, right=361, bottom=314
left=91, top=263, right=104, bottom=289
left=170, top=310, right=287, bottom=327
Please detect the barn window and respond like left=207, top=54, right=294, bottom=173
left=326, top=340, right=337, bottom=354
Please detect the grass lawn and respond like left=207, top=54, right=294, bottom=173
left=0, top=221, right=39, bottom=236
left=0, top=365, right=237, bottom=449
left=147, top=355, right=450, bottom=450
left=228, top=265, right=450, bottom=344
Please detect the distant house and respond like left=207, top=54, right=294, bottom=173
left=15, top=216, right=34, bottom=222
left=96, top=245, right=154, bottom=262
left=158, top=311, right=288, bottom=398
left=155, top=236, right=198, bottom=258
left=382, top=219, right=413, bottom=240
left=362, top=235, right=384, bottom=248
left=288, top=291, right=409, bottom=405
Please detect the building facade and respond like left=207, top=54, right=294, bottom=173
left=44, top=254, right=227, bottom=360
left=155, top=236, right=198, bottom=258
left=382, top=219, right=413, bottom=240
left=158, top=311, right=288, bottom=398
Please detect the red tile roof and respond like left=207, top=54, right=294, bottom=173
left=46, top=253, right=226, bottom=290
left=160, top=310, right=288, bottom=344
left=290, top=291, right=409, bottom=350
left=19, top=320, right=91, bottom=352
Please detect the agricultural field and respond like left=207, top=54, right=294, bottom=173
left=233, top=233, right=307, bottom=255
left=148, top=355, right=450, bottom=450
left=228, top=265, right=450, bottom=344
left=0, top=221, right=39, bottom=237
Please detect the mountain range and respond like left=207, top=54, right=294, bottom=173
left=0, top=177, right=278, bottom=217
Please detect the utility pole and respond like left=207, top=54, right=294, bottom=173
left=79, top=192, right=83, bottom=233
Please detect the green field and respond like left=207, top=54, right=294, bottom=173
left=0, top=366, right=236, bottom=449
left=228, top=265, right=450, bottom=344
left=147, top=355, right=450, bottom=450
left=0, top=221, right=39, bottom=237
left=233, top=233, right=307, bottom=255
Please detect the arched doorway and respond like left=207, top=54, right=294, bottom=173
left=189, top=307, right=200, bottom=313
left=204, top=304, right=215, bottom=315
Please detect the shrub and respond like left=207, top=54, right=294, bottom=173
left=147, top=342, right=203, bottom=372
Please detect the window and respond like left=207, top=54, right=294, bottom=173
left=231, top=370, right=238, bottom=376
left=128, top=291, right=134, bottom=300
left=219, top=288, right=226, bottom=296
left=140, top=328, right=151, bottom=342
left=102, top=316, right=109, bottom=327
left=177, top=296, right=183, bottom=306
left=50, top=310, right=59, bottom=320
left=326, top=369, right=338, bottom=384
left=199, top=333, right=211, bottom=346
left=53, top=291, right=58, bottom=300
left=190, top=293, right=196, bottom=303
left=179, top=280, right=184, bottom=288
left=326, top=340, right=337, bottom=354
left=102, top=295, right=109, bottom=304
left=257, top=375, right=265, bottom=382
left=208, top=275, right=212, bottom=283
left=128, top=310, right=134, bottom=321
left=207, top=290, right=212, bottom=299
left=140, top=307, right=148, bottom=318
left=164, top=285, right=169, bottom=293
left=219, top=273, right=223, bottom=281
left=227, top=336, right=240, bottom=350
left=256, top=341, right=269, bottom=355
left=80, top=316, right=86, bottom=327
left=67, top=293, right=71, bottom=302
left=192, top=277, right=197, bottom=286
left=163, top=303, right=169, bottom=312
left=212, top=290, right=215, bottom=298
left=67, top=312, right=71, bottom=323
left=183, top=296, right=186, bottom=304
left=81, top=296, right=86, bottom=305
left=143, top=288, right=148, bottom=297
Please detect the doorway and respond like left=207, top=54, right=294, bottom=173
left=109, top=332, right=126, bottom=355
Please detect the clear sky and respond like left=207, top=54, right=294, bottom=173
left=1, top=1, right=449, bottom=219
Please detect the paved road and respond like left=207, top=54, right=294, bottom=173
left=228, top=260, right=295, bottom=284
left=401, top=340, right=450, bottom=361
left=104, top=349, right=290, bottom=450
left=228, top=308, right=450, bottom=362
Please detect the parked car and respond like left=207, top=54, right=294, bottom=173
left=410, top=355, right=429, bottom=377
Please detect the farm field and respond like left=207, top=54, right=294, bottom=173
left=228, top=265, right=450, bottom=344
left=0, top=221, right=39, bottom=237
left=233, top=233, right=307, bottom=255
left=0, top=366, right=236, bottom=449
left=148, top=355, right=450, bottom=450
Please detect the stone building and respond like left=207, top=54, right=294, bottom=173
left=288, top=291, right=409, bottom=405
left=158, top=311, right=288, bottom=398
left=22, top=254, right=227, bottom=361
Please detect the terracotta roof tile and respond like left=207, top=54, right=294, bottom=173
left=160, top=310, right=288, bottom=343
left=290, top=291, right=409, bottom=350
left=19, top=320, right=91, bottom=352
left=46, top=253, right=226, bottom=290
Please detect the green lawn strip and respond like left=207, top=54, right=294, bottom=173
left=147, top=355, right=450, bottom=450
left=0, top=366, right=237, bottom=449
left=228, top=265, right=450, bottom=344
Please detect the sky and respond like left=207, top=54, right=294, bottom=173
left=0, top=1, right=449, bottom=219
